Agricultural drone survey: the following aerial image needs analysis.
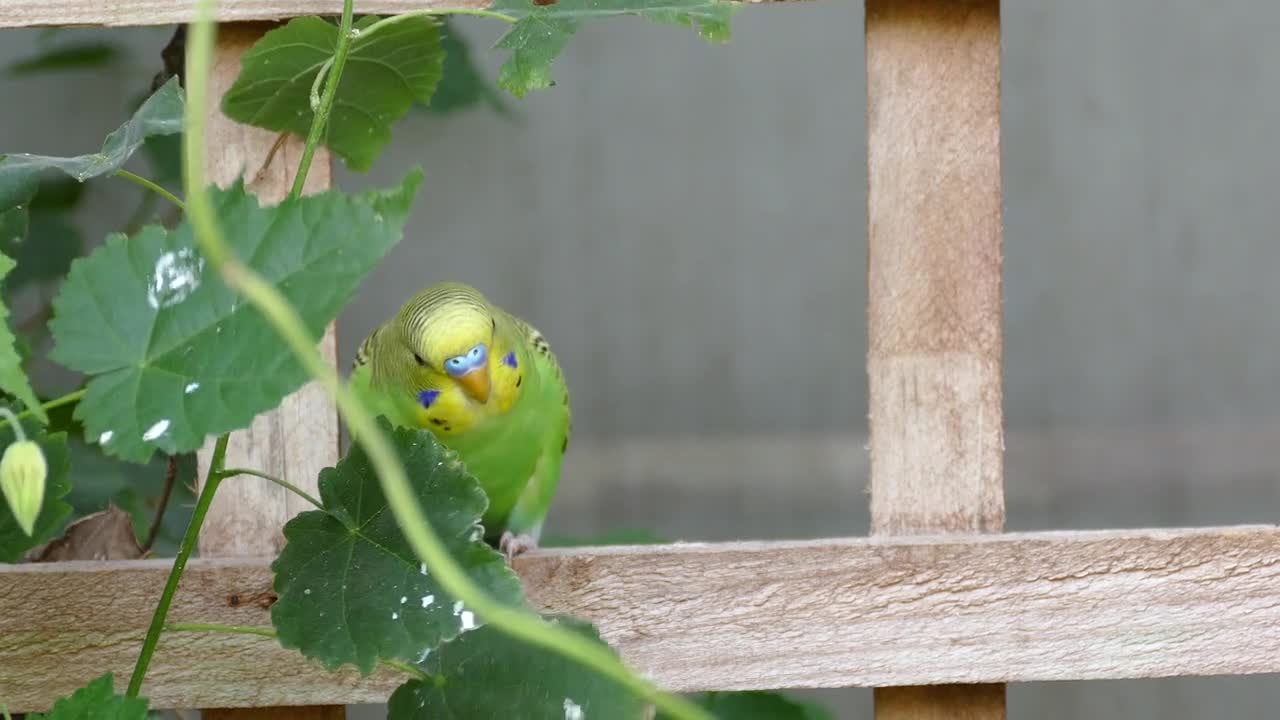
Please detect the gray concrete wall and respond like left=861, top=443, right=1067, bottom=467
left=4, top=1, right=1280, bottom=715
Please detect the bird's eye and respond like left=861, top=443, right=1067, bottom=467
left=413, top=352, right=427, bottom=367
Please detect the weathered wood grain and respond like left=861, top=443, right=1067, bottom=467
left=192, top=25, right=342, bottom=720
left=195, top=23, right=337, bottom=560
left=865, top=0, right=1005, bottom=716
left=865, top=0, right=1004, bottom=537
left=0, top=0, right=802, bottom=28
left=4, top=527, right=1280, bottom=711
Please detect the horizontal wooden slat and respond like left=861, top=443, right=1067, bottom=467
left=1, top=0, right=796, bottom=29
left=3, top=525, right=1280, bottom=711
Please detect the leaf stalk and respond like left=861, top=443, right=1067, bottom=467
left=360, top=7, right=518, bottom=39
left=0, top=388, right=86, bottom=432
left=114, top=169, right=186, bottom=211
left=219, top=466, right=323, bottom=509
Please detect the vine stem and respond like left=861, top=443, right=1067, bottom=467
left=289, top=0, right=356, bottom=200
left=0, top=388, right=85, bottom=431
left=308, top=8, right=517, bottom=113
left=361, top=7, right=517, bottom=37
left=127, top=433, right=229, bottom=696
left=164, top=623, right=431, bottom=681
left=424, top=8, right=516, bottom=22
left=219, top=467, right=323, bottom=509
left=115, top=169, right=186, bottom=211
left=182, top=3, right=712, bottom=719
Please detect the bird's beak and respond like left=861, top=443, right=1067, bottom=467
left=456, top=365, right=491, bottom=404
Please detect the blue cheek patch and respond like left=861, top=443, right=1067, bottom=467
left=418, top=389, right=440, bottom=409
left=503, top=351, right=518, bottom=368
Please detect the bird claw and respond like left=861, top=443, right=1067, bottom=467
left=499, top=531, right=537, bottom=564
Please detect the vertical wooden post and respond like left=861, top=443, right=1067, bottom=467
left=194, top=23, right=343, bottom=720
left=865, top=0, right=1004, bottom=717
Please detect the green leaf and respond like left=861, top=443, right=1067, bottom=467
left=271, top=419, right=524, bottom=674
left=28, top=673, right=149, bottom=720
left=0, top=178, right=86, bottom=295
left=143, top=133, right=183, bottom=188
left=0, top=207, right=27, bottom=255
left=48, top=170, right=422, bottom=463
left=491, top=9, right=573, bottom=98
left=29, top=177, right=85, bottom=212
left=0, top=431, right=72, bottom=562
left=428, top=20, right=509, bottom=116
left=7, top=43, right=121, bottom=75
left=7, top=211, right=82, bottom=290
left=222, top=15, right=445, bottom=172
left=0, top=77, right=183, bottom=212
left=661, top=691, right=837, bottom=720
left=0, top=251, right=45, bottom=422
left=387, top=616, right=645, bottom=719
left=491, top=0, right=737, bottom=97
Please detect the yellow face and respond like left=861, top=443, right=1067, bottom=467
left=399, top=309, right=522, bottom=434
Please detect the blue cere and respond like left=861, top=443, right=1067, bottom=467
left=445, top=343, right=488, bottom=378
left=418, top=389, right=440, bottom=409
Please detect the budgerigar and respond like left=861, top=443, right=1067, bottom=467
left=349, top=282, right=570, bottom=561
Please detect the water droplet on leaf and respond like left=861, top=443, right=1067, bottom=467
left=142, top=419, right=171, bottom=442
left=146, top=248, right=204, bottom=309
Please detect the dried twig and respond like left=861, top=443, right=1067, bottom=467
left=141, top=455, right=179, bottom=555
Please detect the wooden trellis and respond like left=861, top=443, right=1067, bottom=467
left=3, top=1, right=1278, bottom=719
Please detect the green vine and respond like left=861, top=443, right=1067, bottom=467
left=126, top=433, right=227, bottom=696
left=179, top=2, right=710, bottom=717
left=290, top=0, right=356, bottom=199
left=0, top=0, right=832, bottom=717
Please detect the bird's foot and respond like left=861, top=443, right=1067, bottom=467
left=499, top=531, right=538, bottom=564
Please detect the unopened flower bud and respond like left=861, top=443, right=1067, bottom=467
left=1, top=440, right=46, bottom=536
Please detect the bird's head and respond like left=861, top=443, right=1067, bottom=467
left=397, top=283, right=499, bottom=406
